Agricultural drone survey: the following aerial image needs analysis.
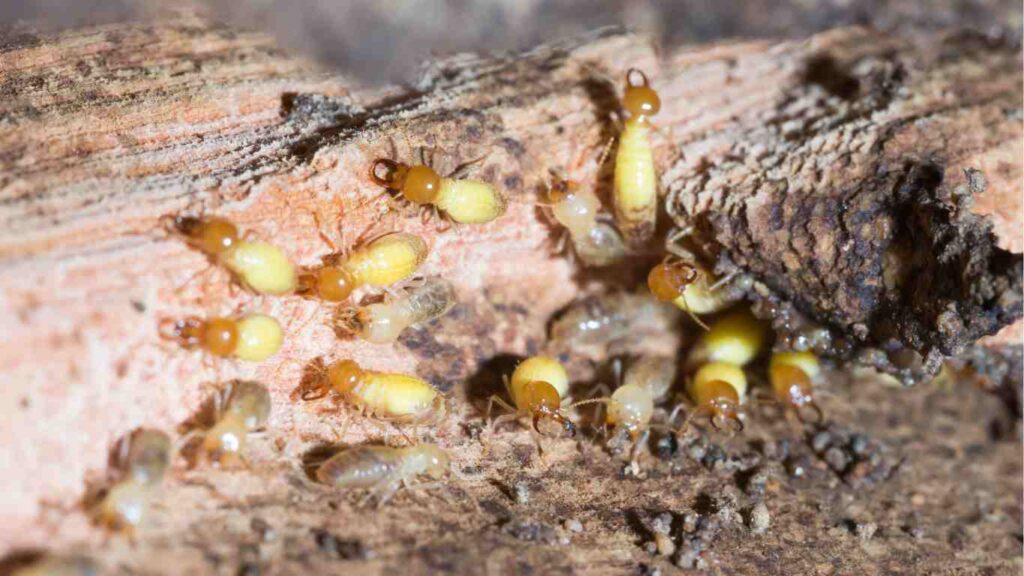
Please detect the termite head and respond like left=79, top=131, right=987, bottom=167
left=370, top=159, right=441, bottom=204
left=770, top=363, right=823, bottom=424
left=547, top=176, right=580, bottom=204
left=704, top=380, right=744, bottom=433
left=297, top=265, right=355, bottom=302
left=418, top=444, right=451, bottom=479
left=520, top=380, right=577, bottom=437
left=623, top=68, right=661, bottom=122
left=171, top=215, right=239, bottom=255
left=158, top=316, right=238, bottom=357
left=607, top=384, right=655, bottom=437
left=326, top=359, right=367, bottom=395
left=647, top=260, right=699, bottom=302
left=198, top=420, right=246, bottom=468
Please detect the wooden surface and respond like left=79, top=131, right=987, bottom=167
left=0, top=10, right=1020, bottom=575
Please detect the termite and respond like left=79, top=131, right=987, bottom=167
left=302, top=359, right=445, bottom=424
left=159, top=313, right=284, bottom=362
left=194, top=380, right=272, bottom=468
left=486, top=356, right=579, bottom=449
left=769, top=351, right=824, bottom=424
left=658, top=227, right=748, bottom=317
left=582, top=356, right=678, bottom=467
left=316, top=443, right=451, bottom=507
left=296, top=231, right=429, bottom=302
left=612, top=68, right=661, bottom=247
left=167, top=215, right=296, bottom=295
left=90, top=428, right=171, bottom=538
left=10, top=555, right=99, bottom=576
left=369, top=149, right=506, bottom=225
left=684, top=307, right=767, bottom=371
left=334, top=277, right=456, bottom=344
left=545, top=171, right=626, bottom=267
left=549, top=292, right=679, bottom=356
left=684, top=362, right=748, bottom=432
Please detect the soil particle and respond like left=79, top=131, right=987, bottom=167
left=502, top=519, right=564, bottom=545
left=312, top=529, right=371, bottom=560
left=855, top=521, right=878, bottom=541
left=749, top=502, right=771, bottom=534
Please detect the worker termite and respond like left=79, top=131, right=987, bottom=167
left=90, top=428, right=171, bottom=538
left=192, top=380, right=272, bottom=468
left=545, top=172, right=627, bottom=267
left=657, top=227, right=749, bottom=316
left=612, top=68, right=662, bottom=247
left=768, top=350, right=824, bottom=424
left=159, top=313, right=284, bottom=362
left=684, top=362, right=748, bottom=432
left=334, top=277, right=456, bottom=344
left=684, top=307, right=768, bottom=371
left=369, top=148, right=507, bottom=225
left=295, top=231, right=429, bottom=302
left=301, top=359, right=445, bottom=424
left=167, top=214, right=297, bottom=295
left=316, top=443, right=451, bottom=507
left=582, top=356, right=678, bottom=467
left=486, top=356, right=580, bottom=450
left=549, top=292, right=680, bottom=358
left=9, top=555, right=99, bottom=576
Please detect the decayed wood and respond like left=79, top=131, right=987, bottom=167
left=0, top=11, right=1020, bottom=574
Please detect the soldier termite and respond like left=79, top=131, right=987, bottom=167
left=369, top=148, right=507, bottom=225
left=684, top=307, right=768, bottom=372
left=315, top=443, right=451, bottom=507
left=545, top=171, right=627, bottom=267
left=191, top=380, right=272, bottom=468
left=334, top=277, right=456, bottom=344
left=89, top=429, right=171, bottom=539
left=768, top=351, right=824, bottom=424
left=612, top=68, right=661, bottom=247
left=296, top=231, right=429, bottom=302
left=167, top=215, right=296, bottom=295
left=301, top=359, right=445, bottom=425
left=159, top=313, right=284, bottom=362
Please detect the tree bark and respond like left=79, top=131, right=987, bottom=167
left=0, top=10, right=1020, bottom=575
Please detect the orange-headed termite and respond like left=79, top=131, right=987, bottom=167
left=370, top=150, right=506, bottom=225
left=159, top=313, right=283, bottom=362
left=168, top=215, right=296, bottom=295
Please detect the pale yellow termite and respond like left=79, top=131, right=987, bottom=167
left=546, top=174, right=627, bottom=267
left=487, top=356, right=580, bottom=450
left=195, top=380, right=272, bottom=468
left=169, top=215, right=296, bottom=295
left=302, top=359, right=445, bottom=424
left=613, top=69, right=661, bottom=247
left=316, top=443, right=451, bottom=507
left=159, top=313, right=284, bottom=362
left=296, top=232, right=429, bottom=302
left=90, top=428, right=171, bottom=539
left=334, top=277, right=456, bottom=344
left=370, top=152, right=506, bottom=225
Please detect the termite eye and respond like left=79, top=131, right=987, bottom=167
left=203, top=318, right=238, bottom=357
left=647, top=262, right=696, bottom=301
left=317, top=267, right=355, bottom=301
left=192, top=218, right=239, bottom=255
left=403, top=165, right=442, bottom=204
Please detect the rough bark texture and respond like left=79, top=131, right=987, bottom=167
left=0, top=10, right=1021, bottom=576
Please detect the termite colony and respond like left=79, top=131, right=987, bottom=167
left=59, top=66, right=836, bottom=560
